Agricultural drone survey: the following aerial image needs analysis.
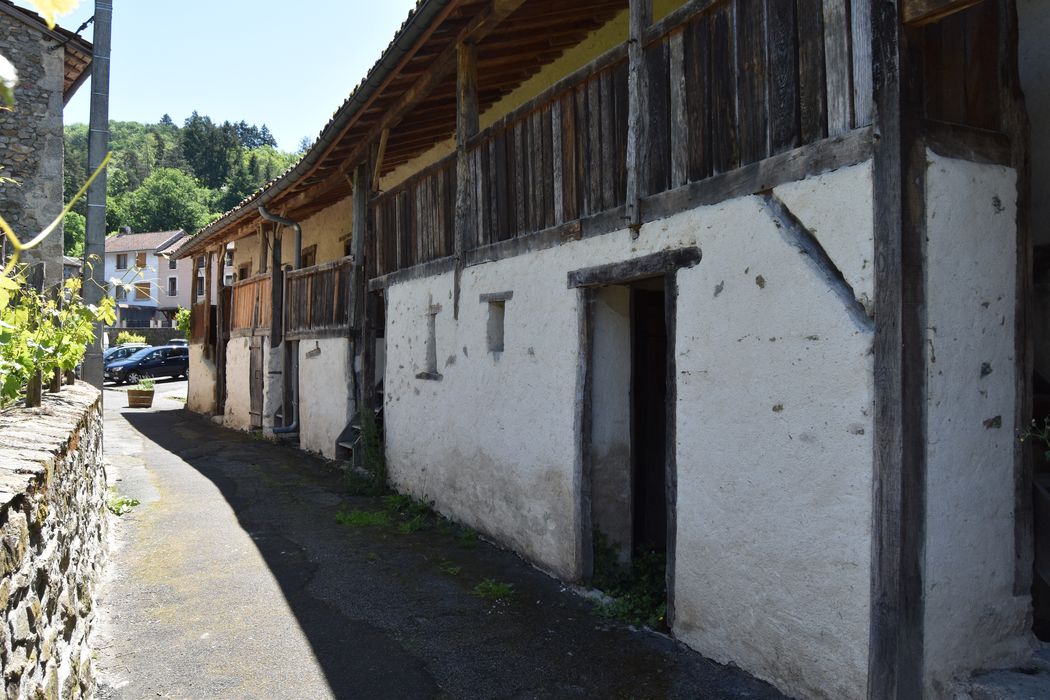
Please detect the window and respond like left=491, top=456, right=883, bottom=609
left=238, top=264, right=251, bottom=282
left=167, top=277, right=177, bottom=296
left=480, top=292, right=512, bottom=353
left=196, top=275, right=204, bottom=297
left=487, top=302, right=506, bottom=352
left=224, top=250, right=234, bottom=267
left=301, top=245, right=317, bottom=268
left=168, top=256, right=177, bottom=270
left=115, top=284, right=127, bottom=301
left=224, top=274, right=234, bottom=287
left=116, top=253, right=128, bottom=270
left=343, top=237, right=353, bottom=258
left=197, top=256, right=205, bottom=269
left=135, top=282, right=151, bottom=300
left=135, top=252, right=147, bottom=268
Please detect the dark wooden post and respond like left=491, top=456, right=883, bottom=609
left=215, top=244, right=227, bottom=412
left=203, top=250, right=214, bottom=360
left=270, top=225, right=284, bottom=347
left=625, top=0, right=652, bottom=235
left=453, top=41, right=479, bottom=319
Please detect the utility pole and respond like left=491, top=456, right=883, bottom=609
left=82, top=0, right=112, bottom=389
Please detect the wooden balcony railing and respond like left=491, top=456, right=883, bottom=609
left=373, top=158, right=456, bottom=277
left=368, top=0, right=873, bottom=279
left=284, top=257, right=352, bottom=339
left=230, top=275, right=271, bottom=335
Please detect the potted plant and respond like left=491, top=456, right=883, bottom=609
left=127, top=377, right=155, bottom=408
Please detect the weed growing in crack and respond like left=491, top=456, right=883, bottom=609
left=106, top=490, right=140, bottom=516
left=590, top=532, right=668, bottom=630
left=438, top=560, right=462, bottom=576
left=457, top=529, right=480, bottom=549
left=473, top=578, right=513, bottom=601
left=335, top=509, right=390, bottom=528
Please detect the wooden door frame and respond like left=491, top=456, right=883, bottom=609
left=568, top=247, right=699, bottom=627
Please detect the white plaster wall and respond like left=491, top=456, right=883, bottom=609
left=186, top=344, right=216, bottom=415
left=297, top=337, right=353, bottom=459
left=922, top=152, right=1031, bottom=694
left=223, top=337, right=252, bottom=431
left=773, top=161, right=875, bottom=314
left=384, top=163, right=876, bottom=699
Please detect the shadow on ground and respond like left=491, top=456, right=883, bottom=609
left=119, top=407, right=785, bottom=699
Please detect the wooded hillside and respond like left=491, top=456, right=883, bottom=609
left=63, top=113, right=301, bottom=256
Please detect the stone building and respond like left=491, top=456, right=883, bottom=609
left=177, top=1, right=1050, bottom=697
left=0, top=0, right=91, bottom=289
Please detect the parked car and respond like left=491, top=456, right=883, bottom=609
left=103, top=343, right=151, bottom=366
left=105, top=345, right=189, bottom=385
left=167, top=338, right=188, bottom=347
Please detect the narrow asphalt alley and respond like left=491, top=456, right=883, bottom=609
left=93, top=380, right=785, bottom=699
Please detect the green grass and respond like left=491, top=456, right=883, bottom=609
left=473, top=578, right=514, bottom=601
left=335, top=509, right=390, bottom=528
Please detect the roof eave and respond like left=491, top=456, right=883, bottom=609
left=173, top=0, right=455, bottom=260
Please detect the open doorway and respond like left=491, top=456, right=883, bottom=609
left=587, top=277, right=670, bottom=630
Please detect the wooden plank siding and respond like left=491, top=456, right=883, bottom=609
left=373, top=157, right=457, bottom=277
left=189, top=299, right=210, bottom=345
left=367, top=0, right=875, bottom=279
left=284, top=258, right=353, bottom=339
left=230, top=275, right=272, bottom=335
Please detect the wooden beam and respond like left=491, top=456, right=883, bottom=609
left=999, top=0, right=1033, bottom=598
left=454, top=41, right=480, bottom=320
left=902, top=0, right=984, bottom=25
left=625, top=0, right=653, bottom=233
left=319, top=0, right=525, bottom=198
left=868, top=0, right=926, bottom=696
left=372, top=128, right=389, bottom=192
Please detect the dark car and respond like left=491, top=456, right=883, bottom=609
left=103, top=343, right=151, bottom=366
left=105, top=345, right=189, bottom=385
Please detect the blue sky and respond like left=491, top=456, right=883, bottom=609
left=16, top=1, right=418, bottom=151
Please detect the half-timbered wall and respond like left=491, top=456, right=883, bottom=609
left=384, top=162, right=877, bottom=700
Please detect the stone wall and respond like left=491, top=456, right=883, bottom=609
left=0, top=12, right=66, bottom=290
left=0, top=384, right=108, bottom=698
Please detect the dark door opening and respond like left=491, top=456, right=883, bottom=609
left=587, top=277, right=670, bottom=629
left=631, top=286, right=667, bottom=553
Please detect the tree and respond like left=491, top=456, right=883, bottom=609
left=159, top=113, right=174, bottom=127
left=63, top=211, right=85, bottom=257
left=182, top=112, right=238, bottom=188
left=116, top=168, right=213, bottom=233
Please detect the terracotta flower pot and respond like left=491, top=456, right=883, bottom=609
left=127, top=389, right=155, bottom=408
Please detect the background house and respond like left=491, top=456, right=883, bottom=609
left=0, top=0, right=91, bottom=289
left=104, top=229, right=189, bottom=327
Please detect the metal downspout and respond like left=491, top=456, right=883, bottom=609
left=258, top=205, right=301, bottom=434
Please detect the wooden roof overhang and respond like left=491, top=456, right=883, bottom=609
left=175, top=0, right=626, bottom=260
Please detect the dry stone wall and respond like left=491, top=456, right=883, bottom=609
left=0, top=384, right=107, bottom=699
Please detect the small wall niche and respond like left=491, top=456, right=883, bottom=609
left=480, top=291, right=513, bottom=354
